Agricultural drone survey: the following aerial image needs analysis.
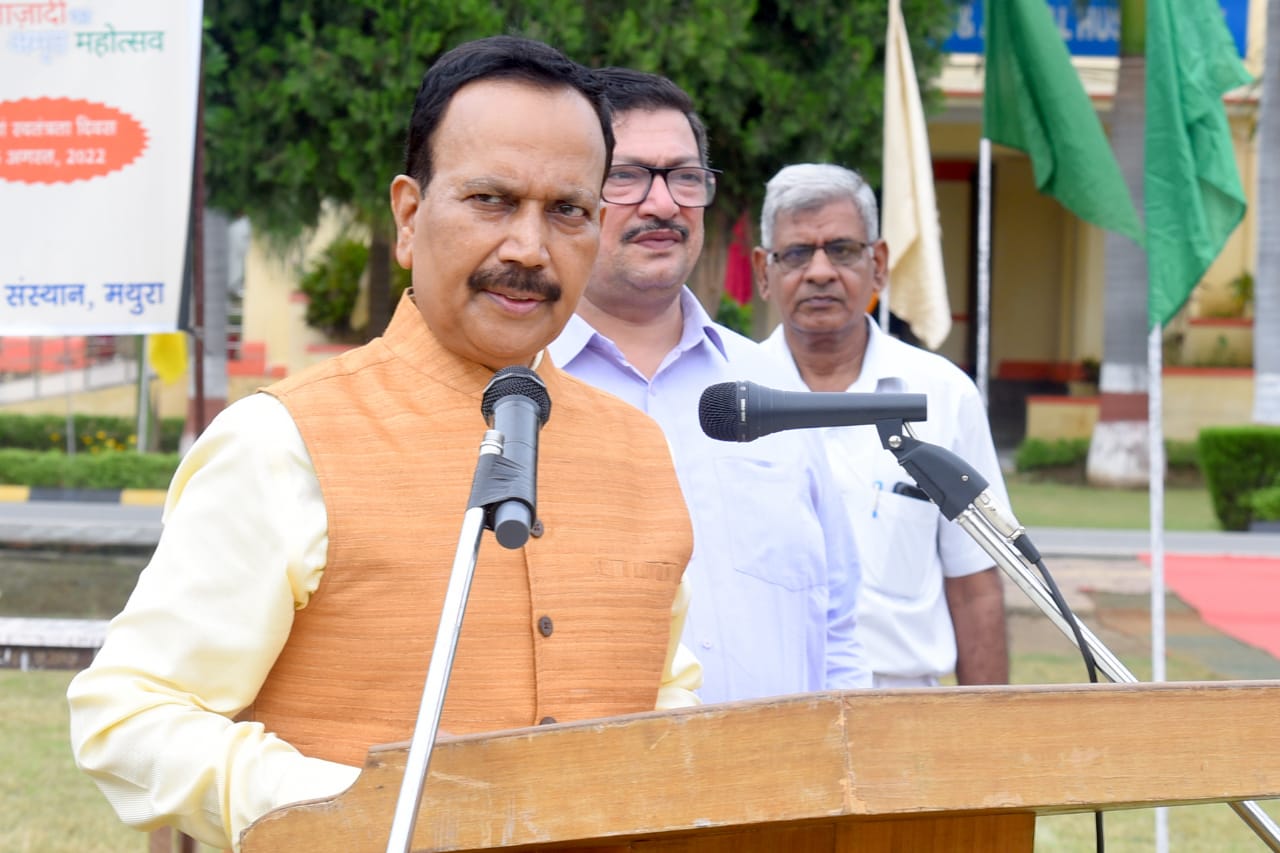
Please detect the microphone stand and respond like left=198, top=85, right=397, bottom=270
left=384, top=428, right=515, bottom=853
left=874, top=419, right=1280, bottom=850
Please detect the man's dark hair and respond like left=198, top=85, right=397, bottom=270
left=404, top=35, right=614, bottom=190
left=593, top=67, right=710, bottom=167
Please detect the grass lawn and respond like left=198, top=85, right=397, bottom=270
left=1, top=670, right=222, bottom=853
left=1, top=668, right=159, bottom=853
left=1006, top=477, right=1221, bottom=532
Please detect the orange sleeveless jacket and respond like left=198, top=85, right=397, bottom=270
left=244, top=297, right=692, bottom=766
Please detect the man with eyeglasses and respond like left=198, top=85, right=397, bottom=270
left=549, top=68, right=869, bottom=703
left=754, top=162, right=1009, bottom=688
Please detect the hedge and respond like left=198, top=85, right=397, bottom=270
left=1250, top=486, right=1280, bottom=522
left=1015, top=437, right=1200, bottom=478
left=0, top=449, right=179, bottom=490
left=1197, top=425, right=1280, bottom=531
left=0, top=413, right=184, bottom=453
left=1015, top=438, right=1090, bottom=472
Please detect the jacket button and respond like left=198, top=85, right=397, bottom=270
left=539, top=716, right=557, bottom=725
left=538, top=615, right=553, bottom=637
left=530, top=519, right=544, bottom=537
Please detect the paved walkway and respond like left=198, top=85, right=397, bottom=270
left=1026, top=526, right=1280, bottom=559
left=1005, top=528, right=1280, bottom=682
left=0, top=498, right=163, bottom=547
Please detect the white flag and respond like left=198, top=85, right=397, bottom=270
left=882, top=0, right=950, bottom=350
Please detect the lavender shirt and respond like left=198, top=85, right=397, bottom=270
left=550, top=288, right=870, bottom=703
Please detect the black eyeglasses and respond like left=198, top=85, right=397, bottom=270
left=767, top=239, right=871, bottom=272
left=602, top=164, right=721, bottom=208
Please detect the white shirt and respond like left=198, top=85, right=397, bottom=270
left=66, top=393, right=701, bottom=851
left=761, top=318, right=1008, bottom=681
left=550, top=288, right=869, bottom=703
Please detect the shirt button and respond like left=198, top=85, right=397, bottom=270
left=538, top=615, right=553, bottom=637
left=700, top=639, right=713, bottom=649
left=539, top=716, right=557, bottom=726
left=530, top=518, right=544, bottom=538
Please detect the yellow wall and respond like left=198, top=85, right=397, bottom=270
left=1026, top=370, right=1254, bottom=442
left=935, top=179, right=972, bottom=367
left=1026, top=397, right=1099, bottom=442
left=242, top=209, right=356, bottom=376
left=1163, top=370, right=1255, bottom=439
left=988, top=155, right=1068, bottom=373
left=1069, top=220, right=1106, bottom=363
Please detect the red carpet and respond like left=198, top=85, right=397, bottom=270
left=1139, top=554, right=1280, bottom=660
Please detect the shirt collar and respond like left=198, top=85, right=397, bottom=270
left=547, top=311, right=597, bottom=367
left=766, top=314, right=904, bottom=393
left=547, top=286, right=728, bottom=368
left=676, top=286, right=728, bottom=362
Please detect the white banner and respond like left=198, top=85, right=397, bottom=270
left=0, top=0, right=202, bottom=334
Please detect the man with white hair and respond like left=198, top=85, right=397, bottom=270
left=754, top=162, right=1009, bottom=687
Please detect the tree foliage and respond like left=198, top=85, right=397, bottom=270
left=526, top=0, right=954, bottom=210
left=203, top=0, right=955, bottom=333
left=203, top=1, right=504, bottom=238
left=298, top=236, right=411, bottom=338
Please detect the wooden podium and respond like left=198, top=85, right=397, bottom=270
left=241, top=681, right=1280, bottom=852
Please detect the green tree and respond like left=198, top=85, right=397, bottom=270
left=203, top=1, right=955, bottom=334
left=202, top=1, right=503, bottom=337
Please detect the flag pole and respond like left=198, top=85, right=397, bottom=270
left=975, top=138, right=992, bottom=406
left=1147, top=324, right=1168, bottom=851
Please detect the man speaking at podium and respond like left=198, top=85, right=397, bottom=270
left=67, top=36, right=699, bottom=852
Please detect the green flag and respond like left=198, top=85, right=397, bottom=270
left=1145, top=0, right=1252, bottom=330
left=983, top=0, right=1142, bottom=245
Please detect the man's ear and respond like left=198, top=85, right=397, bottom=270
left=870, top=239, right=889, bottom=294
left=390, top=175, right=421, bottom=270
left=751, top=246, right=771, bottom=301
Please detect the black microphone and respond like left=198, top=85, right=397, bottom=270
left=480, top=366, right=551, bottom=549
left=698, top=380, right=926, bottom=443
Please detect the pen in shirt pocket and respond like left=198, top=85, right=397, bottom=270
left=891, top=481, right=931, bottom=502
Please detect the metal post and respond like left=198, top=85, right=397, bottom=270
left=135, top=335, right=149, bottom=453
left=385, top=431, right=504, bottom=853
left=976, top=138, right=992, bottom=406
left=64, top=336, right=75, bottom=455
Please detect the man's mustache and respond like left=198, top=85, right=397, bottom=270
left=622, top=219, right=689, bottom=243
left=469, top=264, right=561, bottom=301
